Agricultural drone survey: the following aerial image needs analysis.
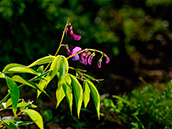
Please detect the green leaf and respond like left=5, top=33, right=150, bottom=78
left=58, top=56, right=69, bottom=86
left=7, top=67, right=38, bottom=75
left=85, top=80, right=100, bottom=119
left=56, top=84, right=65, bottom=108
left=0, top=72, right=5, bottom=79
left=2, top=63, right=26, bottom=73
left=83, top=81, right=91, bottom=108
left=28, top=55, right=55, bottom=67
left=6, top=77, right=19, bottom=115
left=37, top=65, right=44, bottom=73
left=11, top=75, right=49, bottom=97
left=37, top=55, right=61, bottom=97
left=6, top=98, right=12, bottom=108
left=3, top=120, right=19, bottom=129
left=62, top=75, right=73, bottom=114
left=17, top=102, right=37, bottom=111
left=12, top=75, right=36, bottom=88
left=69, top=74, right=83, bottom=118
left=22, top=109, right=44, bottom=129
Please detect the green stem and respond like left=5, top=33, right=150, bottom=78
left=43, top=20, right=69, bottom=73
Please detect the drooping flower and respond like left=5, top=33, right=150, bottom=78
left=66, top=22, right=81, bottom=41
left=88, top=52, right=96, bottom=65
left=97, top=58, right=102, bottom=68
left=104, top=55, right=110, bottom=64
left=71, top=47, right=82, bottom=61
left=65, top=45, right=71, bottom=55
left=80, top=50, right=91, bottom=65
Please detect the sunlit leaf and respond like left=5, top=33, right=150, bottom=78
left=62, top=75, right=73, bottom=114
left=56, top=84, right=65, bottom=108
left=12, top=75, right=36, bottom=88
left=3, top=120, right=19, bottom=129
left=2, top=63, right=26, bottom=73
left=28, top=55, right=55, bottom=67
left=69, top=74, right=83, bottom=118
left=11, top=75, right=49, bottom=97
left=6, top=98, right=12, bottom=108
left=83, top=81, right=91, bottom=108
left=37, top=65, right=44, bottom=73
left=58, top=56, right=69, bottom=86
left=0, top=72, right=5, bottom=79
left=7, top=67, right=38, bottom=75
left=85, top=80, right=100, bottom=119
left=6, top=77, right=19, bottom=115
left=17, top=102, right=37, bottom=111
left=22, top=109, right=44, bottom=129
left=37, top=55, right=61, bottom=98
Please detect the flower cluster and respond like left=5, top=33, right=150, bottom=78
left=65, top=22, right=110, bottom=68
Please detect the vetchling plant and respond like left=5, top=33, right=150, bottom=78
left=0, top=20, right=110, bottom=129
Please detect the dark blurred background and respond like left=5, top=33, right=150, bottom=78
left=1, top=0, right=172, bottom=128
left=1, top=0, right=172, bottom=95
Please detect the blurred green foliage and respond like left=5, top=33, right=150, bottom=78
left=101, top=81, right=172, bottom=128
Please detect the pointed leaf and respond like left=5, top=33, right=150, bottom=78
left=22, top=109, right=44, bottom=129
left=62, top=75, right=73, bottom=114
left=6, top=77, right=19, bottom=115
left=28, top=55, right=55, bottom=67
left=11, top=75, right=49, bottom=97
left=37, top=65, right=44, bottom=73
left=56, top=84, right=65, bottom=108
left=58, top=56, right=69, bottom=86
left=17, top=102, right=37, bottom=109
left=69, top=74, right=83, bottom=118
left=85, top=80, right=100, bottom=119
left=7, top=67, right=38, bottom=75
left=3, top=120, right=19, bottom=129
left=11, top=75, right=36, bottom=88
left=83, top=81, right=91, bottom=108
left=37, top=55, right=61, bottom=97
left=2, top=63, right=26, bottom=73
left=0, top=72, right=5, bottom=79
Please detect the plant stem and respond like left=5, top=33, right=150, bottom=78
left=0, top=72, right=47, bottom=105
left=43, top=20, right=69, bottom=72
left=54, top=21, right=69, bottom=56
left=66, top=48, right=105, bottom=60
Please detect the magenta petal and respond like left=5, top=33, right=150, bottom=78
left=97, top=59, right=102, bottom=68
left=66, top=45, right=71, bottom=55
left=88, top=52, right=95, bottom=65
left=66, top=23, right=81, bottom=41
left=70, top=33, right=81, bottom=41
left=88, top=56, right=93, bottom=65
left=80, top=52, right=87, bottom=65
left=105, top=55, right=110, bottom=64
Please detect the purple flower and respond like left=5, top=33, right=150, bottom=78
left=66, top=22, right=81, bottom=41
left=88, top=52, right=95, bottom=65
left=66, top=45, right=71, bottom=55
left=97, top=59, right=102, bottom=68
left=104, top=55, right=110, bottom=64
left=71, top=47, right=82, bottom=61
left=80, top=51, right=91, bottom=65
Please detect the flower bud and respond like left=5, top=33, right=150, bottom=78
left=88, top=52, right=96, bottom=65
left=104, top=55, right=110, bottom=64
left=65, top=45, right=71, bottom=55
left=97, top=58, right=102, bottom=68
